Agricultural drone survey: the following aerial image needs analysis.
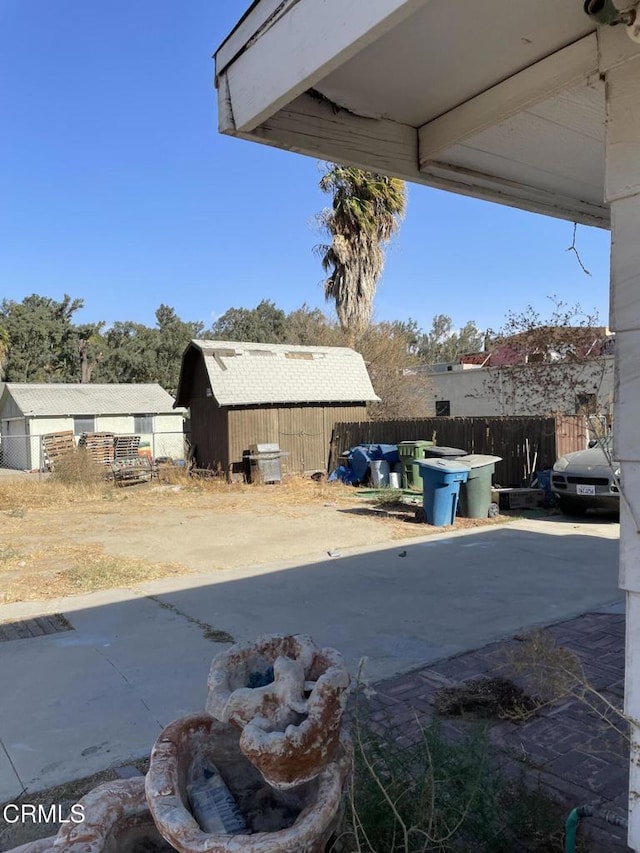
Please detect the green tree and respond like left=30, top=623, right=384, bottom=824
left=208, top=300, right=288, bottom=343
left=77, top=322, right=106, bottom=383
left=417, top=315, right=485, bottom=364
left=0, top=324, right=9, bottom=380
left=284, top=304, right=341, bottom=346
left=0, top=294, right=84, bottom=382
left=154, top=305, right=204, bottom=393
left=317, top=165, right=406, bottom=344
left=100, top=305, right=202, bottom=392
left=101, top=321, right=158, bottom=385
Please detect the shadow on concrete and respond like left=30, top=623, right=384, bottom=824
left=536, top=509, right=620, bottom=525
left=0, top=522, right=622, bottom=801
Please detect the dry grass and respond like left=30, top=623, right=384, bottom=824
left=505, top=630, right=586, bottom=709
left=0, top=477, right=110, bottom=511
left=0, top=540, right=189, bottom=604
left=374, top=509, right=515, bottom=540
left=0, top=474, right=359, bottom=603
left=0, top=472, right=353, bottom=513
left=0, top=474, right=515, bottom=604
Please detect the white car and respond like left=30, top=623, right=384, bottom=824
left=551, top=437, right=620, bottom=516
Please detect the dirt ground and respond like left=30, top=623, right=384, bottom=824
left=0, top=474, right=511, bottom=604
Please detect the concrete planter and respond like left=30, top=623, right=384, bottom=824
left=146, top=713, right=352, bottom=853
left=53, top=777, right=172, bottom=853
left=206, top=634, right=350, bottom=789
left=5, top=778, right=171, bottom=853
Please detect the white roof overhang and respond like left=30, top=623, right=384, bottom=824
left=215, top=0, right=640, bottom=229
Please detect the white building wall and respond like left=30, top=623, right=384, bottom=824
left=427, top=357, right=614, bottom=418
left=96, top=415, right=135, bottom=433
left=151, top=414, right=185, bottom=459
left=28, top=417, right=74, bottom=470
left=94, top=413, right=185, bottom=459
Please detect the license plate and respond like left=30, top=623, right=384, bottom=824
left=576, top=484, right=596, bottom=496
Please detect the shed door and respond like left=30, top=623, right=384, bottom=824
left=278, top=408, right=326, bottom=475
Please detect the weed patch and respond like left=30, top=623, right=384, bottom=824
left=346, top=712, right=572, bottom=852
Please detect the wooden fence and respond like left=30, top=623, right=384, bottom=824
left=329, top=415, right=589, bottom=487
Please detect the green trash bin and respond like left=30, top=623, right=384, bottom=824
left=397, top=440, right=434, bottom=490
left=457, top=454, right=502, bottom=518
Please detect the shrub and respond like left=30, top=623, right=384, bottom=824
left=50, top=449, right=106, bottom=487
left=344, top=697, right=570, bottom=852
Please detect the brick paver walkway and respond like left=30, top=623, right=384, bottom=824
left=371, top=609, right=630, bottom=851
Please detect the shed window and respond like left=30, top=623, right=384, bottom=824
left=134, top=414, right=154, bottom=433
left=436, top=400, right=451, bottom=417
left=73, top=416, right=95, bottom=436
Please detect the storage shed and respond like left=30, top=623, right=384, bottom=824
left=174, top=340, right=379, bottom=476
left=0, top=383, right=185, bottom=470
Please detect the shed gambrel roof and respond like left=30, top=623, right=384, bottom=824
left=1, top=383, right=180, bottom=417
left=175, top=340, right=379, bottom=407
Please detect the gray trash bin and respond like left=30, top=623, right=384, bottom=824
left=457, top=454, right=502, bottom=518
left=246, top=443, right=289, bottom=484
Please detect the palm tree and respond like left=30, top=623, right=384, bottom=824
left=318, top=165, right=406, bottom=344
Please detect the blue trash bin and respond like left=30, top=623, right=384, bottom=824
left=416, top=459, right=471, bottom=526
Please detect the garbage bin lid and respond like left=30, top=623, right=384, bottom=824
left=416, top=458, right=471, bottom=473
left=425, top=446, right=467, bottom=457
left=459, top=454, right=502, bottom=468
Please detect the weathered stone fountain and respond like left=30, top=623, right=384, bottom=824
left=7, top=777, right=172, bottom=853
left=6, top=634, right=352, bottom=853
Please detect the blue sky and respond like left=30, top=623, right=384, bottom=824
left=1, top=1, right=611, bottom=335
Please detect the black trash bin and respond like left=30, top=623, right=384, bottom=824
left=423, top=446, right=467, bottom=459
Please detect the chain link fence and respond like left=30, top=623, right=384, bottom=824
left=0, top=432, right=188, bottom=472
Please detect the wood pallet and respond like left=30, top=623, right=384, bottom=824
left=41, top=431, right=76, bottom=471
left=110, top=457, right=153, bottom=485
left=78, top=432, right=115, bottom=466
left=114, top=435, right=141, bottom=460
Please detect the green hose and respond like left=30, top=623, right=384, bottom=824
left=564, top=805, right=628, bottom=853
left=564, top=809, right=580, bottom=853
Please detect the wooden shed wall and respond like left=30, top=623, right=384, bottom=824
left=226, top=404, right=368, bottom=476
left=188, top=357, right=230, bottom=471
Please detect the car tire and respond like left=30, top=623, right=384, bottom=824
left=557, top=498, right=588, bottom=517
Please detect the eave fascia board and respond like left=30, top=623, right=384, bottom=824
left=225, top=91, right=610, bottom=229
left=216, top=0, right=292, bottom=79
left=219, top=0, right=433, bottom=133
left=418, top=33, right=599, bottom=166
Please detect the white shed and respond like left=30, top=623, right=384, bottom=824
left=0, top=383, right=185, bottom=470
left=216, top=1, right=640, bottom=846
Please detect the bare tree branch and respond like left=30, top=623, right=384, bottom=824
left=567, top=223, right=592, bottom=277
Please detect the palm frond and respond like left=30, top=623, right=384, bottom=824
left=318, top=164, right=406, bottom=341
